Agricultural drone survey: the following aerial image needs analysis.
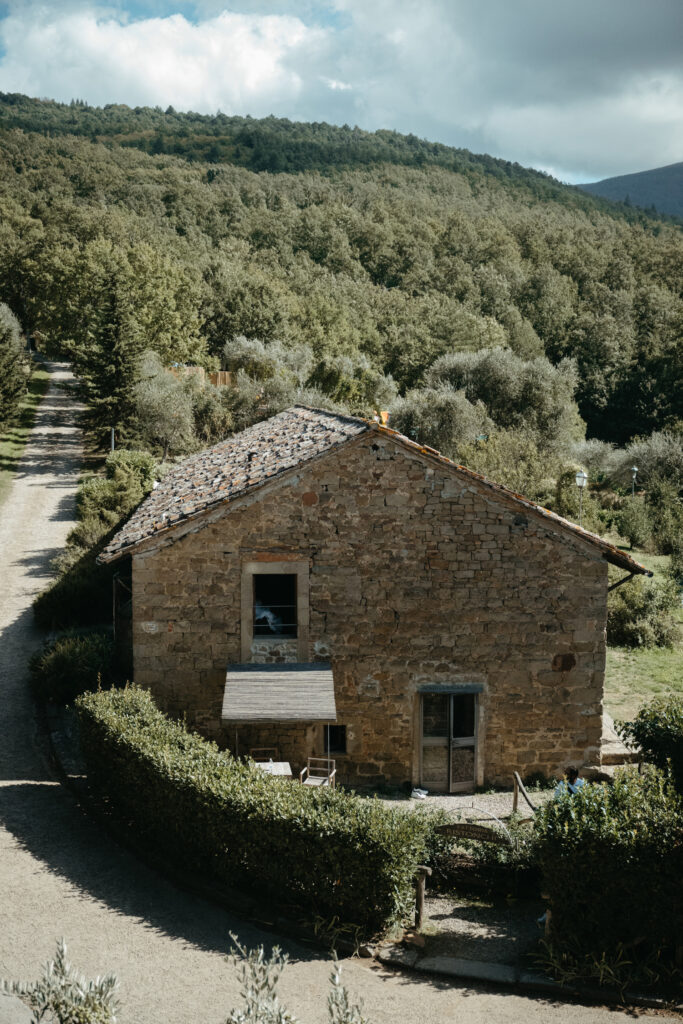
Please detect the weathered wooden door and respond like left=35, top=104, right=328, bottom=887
left=420, top=693, right=450, bottom=791
left=420, top=692, right=477, bottom=793
left=449, top=692, right=476, bottom=792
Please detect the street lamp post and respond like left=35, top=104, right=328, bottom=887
left=631, top=465, right=638, bottom=498
left=575, top=470, right=588, bottom=528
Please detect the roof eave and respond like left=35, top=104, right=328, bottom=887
left=98, top=420, right=374, bottom=565
left=99, top=410, right=652, bottom=579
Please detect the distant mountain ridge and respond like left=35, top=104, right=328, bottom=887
left=580, top=161, right=683, bottom=219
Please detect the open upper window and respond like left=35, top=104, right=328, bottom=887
left=241, top=559, right=310, bottom=661
left=253, top=573, right=297, bottom=638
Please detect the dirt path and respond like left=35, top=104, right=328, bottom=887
left=0, top=365, right=674, bottom=1024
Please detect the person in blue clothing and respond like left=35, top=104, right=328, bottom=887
left=554, top=766, right=585, bottom=797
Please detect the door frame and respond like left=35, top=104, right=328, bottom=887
left=418, top=685, right=485, bottom=793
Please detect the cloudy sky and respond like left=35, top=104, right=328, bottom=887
left=0, top=0, right=681, bottom=183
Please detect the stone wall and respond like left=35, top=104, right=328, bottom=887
left=130, top=434, right=607, bottom=788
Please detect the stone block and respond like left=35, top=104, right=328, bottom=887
left=379, top=946, right=419, bottom=968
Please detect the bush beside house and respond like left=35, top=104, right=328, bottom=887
left=606, top=574, right=680, bottom=648
left=29, top=630, right=116, bottom=705
left=33, top=449, right=157, bottom=630
left=534, top=766, right=683, bottom=986
left=76, top=687, right=428, bottom=938
left=620, top=695, right=683, bottom=794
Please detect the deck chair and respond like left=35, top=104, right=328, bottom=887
left=250, top=747, right=280, bottom=763
left=300, top=757, right=336, bottom=788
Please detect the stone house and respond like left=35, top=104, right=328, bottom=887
left=101, top=406, right=648, bottom=791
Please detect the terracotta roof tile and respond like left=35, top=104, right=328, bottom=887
left=100, top=406, right=369, bottom=562
left=100, top=406, right=650, bottom=577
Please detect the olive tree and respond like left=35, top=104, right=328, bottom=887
left=134, top=350, right=196, bottom=460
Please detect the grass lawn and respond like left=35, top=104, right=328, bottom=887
left=604, top=543, right=683, bottom=722
left=0, top=363, right=50, bottom=506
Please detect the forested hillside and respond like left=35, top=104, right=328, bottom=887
left=0, top=91, right=664, bottom=213
left=1, top=93, right=681, bottom=448
left=582, top=161, right=683, bottom=220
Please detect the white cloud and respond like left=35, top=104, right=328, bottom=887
left=0, top=1, right=682, bottom=180
left=322, top=77, right=351, bottom=92
left=0, top=8, right=325, bottom=114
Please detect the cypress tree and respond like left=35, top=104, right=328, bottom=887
left=0, top=303, right=29, bottom=426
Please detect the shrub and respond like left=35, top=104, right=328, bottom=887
left=226, top=940, right=297, bottom=1024
left=224, top=367, right=348, bottom=435
left=571, top=438, right=621, bottom=482
left=225, top=938, right=370, bottom=1024
left=424, top=348, right=583, bottom=450
left=534, top=766, right=683, bottom=962
left=646, top=475, right=683, bottom=555
left=0, top=302, right=29, bottom=426
left=309, top=354, right=397, bottom=415
left=615, top=497, right=652, bottom=549
left=458, top=428, right=559, bottom=504
left=184, top=372, right=234, bottom=445
left=69, top=448, right=158, bottom=555
left=612, top=431, right=683, bottom=490
left=34, top=449, right=157, bottom=629
left=606, top=574, right=680, bottom=648
left=670, top=542, right=683, bottom=587
left=1, top=938, right=118, bottom=1024
left=134, top=350, right=196, bottom=460
left=33, top=531, right=117, bottom=630
left=223, top=335, right=313, bottom=385
left=29, top=630, right=116, bottom=705
left=552, top=465, right=602, bottom=532
left=620, top=696, right=683, bottom=794
left=75, top=687, right=428, bottom=938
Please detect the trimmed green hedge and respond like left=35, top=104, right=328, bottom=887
left=534, top=766, right=683, bottom=957
left=76, top=687, right=428, bottom=937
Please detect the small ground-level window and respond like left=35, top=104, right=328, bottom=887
left=323, top=724, right=346, bottom=755
left=253, top=573, right=297, bottom=637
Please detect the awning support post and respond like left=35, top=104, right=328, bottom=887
left=607, top=572, right=636, bottom=593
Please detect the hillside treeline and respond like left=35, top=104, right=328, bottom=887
left=1, top=91, right=671, bottom=215
left=0, top=113, right=681, bottom=450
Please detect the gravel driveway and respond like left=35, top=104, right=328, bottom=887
left=0, top=364, right=673, bottom=1024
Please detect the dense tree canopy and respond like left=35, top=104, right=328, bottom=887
left=0, top=302, right=28, bottom=425
left=0, top=93, right=680, bottom=453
